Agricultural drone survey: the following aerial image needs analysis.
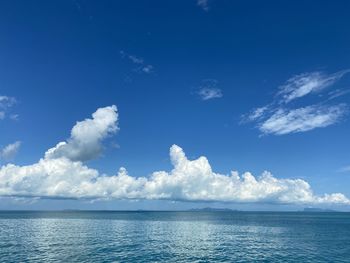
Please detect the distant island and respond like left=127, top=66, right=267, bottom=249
left=303, top=208, right=338, bottom=212
left=188, top=207, right=238, bottom=212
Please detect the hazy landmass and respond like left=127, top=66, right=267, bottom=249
left=303, top=208, right=338, bottom=212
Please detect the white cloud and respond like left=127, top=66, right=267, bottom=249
left=120, top=50, right=154, bottom=74
left=246, top=106, right=269, bottom=122
left=197, top=0, right=209, bottom=11
left=328, top=89, right=350, bottom=100
left=45, top=105, right=119, bottom=161
left=259, top=104, right=347, bottom=135
left=142, top=65, right=154, bottom=74
left=278, top=70, right=349, bottom=103
left=0, top=96, right=16, bottom=108
left=1, top=141, right=21, bottom=161
left=127, top=55, right=144, bottom=65
left=0, top=108, right=349, bottom=205
left=0, top=95, right=17, bottom=121
left=197, top=79, right=223, bottom=100
left=243, top=70, right=350, bottom=135
left=9, top=114, right=19, bottom=121
left=198, top=88, right=223, bottom=100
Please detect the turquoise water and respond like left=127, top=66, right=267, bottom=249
left=0, top=211, right=349, bottom=262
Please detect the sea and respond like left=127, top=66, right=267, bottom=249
left=0, top=211, right=349, bottom=262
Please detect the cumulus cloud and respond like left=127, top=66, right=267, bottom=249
left=243, top=70, right=349, bottom=135
left=197, top=79, right=223, bottom=100
left=45, top=105, right=119, bottom=161
left=0, top=141, right=21, bottom=161
left=0, top=108, right=349, bottom=205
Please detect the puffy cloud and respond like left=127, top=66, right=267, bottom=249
left=259, top=104, right=347, bottom=135
left=243, top=70, right=349, bottom=135
left=140, top=145, right=349, bottom=204
left=0, top=141, right=21, bottom=161
left=0, top=108, right=348, bottom=206
left=45, top=105, right=119, bottom=161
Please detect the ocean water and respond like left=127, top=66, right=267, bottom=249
left=0, top=211, right=349, bottom=262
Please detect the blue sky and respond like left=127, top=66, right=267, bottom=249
left=1, top=0, right=350, bottom=210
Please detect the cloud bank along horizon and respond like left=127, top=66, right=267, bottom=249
left=0, top=105, right=349, bottom=205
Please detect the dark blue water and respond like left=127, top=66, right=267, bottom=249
left=0, top=211, right=349, bottom=262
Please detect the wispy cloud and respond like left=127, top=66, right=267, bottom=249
left=127, top=54, right=144, bottom=64
left=141, top=64, right=154, bottom=74
left=197, top=0, right=210, bottom=11
left=243, top=70, right=350, bottom=135
left=120, top=50, right=155, bottom=74
left=259, top=104, right=347, bottom=135
left=277, top=70, right=350, bottom=103
left=197, top=79, right=223, bottom=100
left=0, top=141, right=21, bottom=161
left=338, top=166, right=350, bottom=173
left=0, top=96, right=16, bottom=108
left=0, top=95, right=18, bottom=121
left=245, top=106, right=270, bottom=122
left=9, top=114, right=19, bottom=121
left=328, top=89, right=350, bottom=100
left=198, top=88, right=222, bottom=100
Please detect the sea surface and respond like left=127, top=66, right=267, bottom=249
left=0, top=211, right=349, bottom=262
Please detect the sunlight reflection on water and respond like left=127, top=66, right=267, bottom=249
left=0, top=211, right=349, bottom=262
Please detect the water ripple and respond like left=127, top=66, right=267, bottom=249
left=0, top=211, right=349, bottom=262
